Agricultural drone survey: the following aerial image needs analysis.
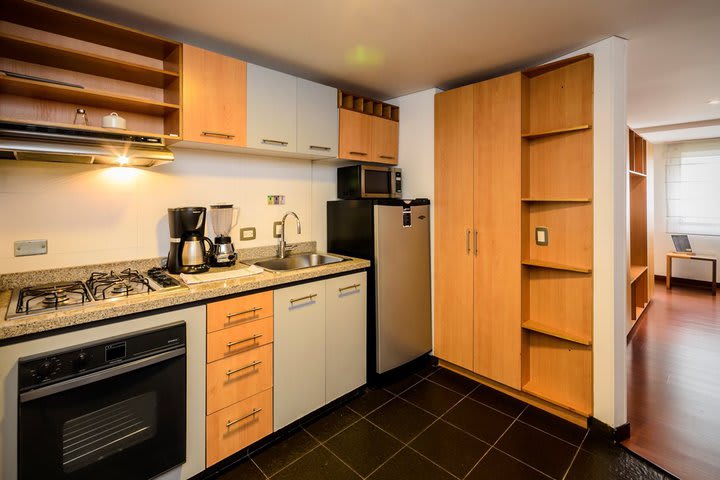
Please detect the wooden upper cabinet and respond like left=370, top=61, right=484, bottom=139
left=182, top=44, right=246, bottom=146
left=296, top=78, right=338, bottom=157
left=339, top=109, right=373, bottom=161
left=433, top=86, right=475, bottom=370
left=371, top=117, right=399, bottom=165
left=246, top=63, right=297, bottom=152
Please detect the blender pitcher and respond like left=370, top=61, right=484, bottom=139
left=209, top=204, right=238, bottom=267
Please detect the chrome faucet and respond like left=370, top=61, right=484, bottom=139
left=278, top=211, right=301, bottom=258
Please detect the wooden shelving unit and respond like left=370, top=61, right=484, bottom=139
left=0, top=0, right=182, bottom=139
left=338, top=90, right=399, bottom=121
left=519, top=54, right=594, bottom=416
left=628, top=128, right=652, bottom=334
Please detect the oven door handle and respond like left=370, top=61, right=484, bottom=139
left=19, top=347, right=186, bottom=403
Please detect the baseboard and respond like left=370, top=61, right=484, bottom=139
left=655, top=274, right=713, bottom=289
left=588, top=417, right=630, bottom=442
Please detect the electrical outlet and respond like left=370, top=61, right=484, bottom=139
left=267, top=195, right=286, bottom=205
left=15, top=239, right=48, bottom=256
left=273, top=221, right=282, bottom=238
left=239, top=227, right=256, bottom=241
left=535, top=227, right=549, bottom=246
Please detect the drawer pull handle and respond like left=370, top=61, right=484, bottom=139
left=226, top=307, right=262, bottom=321
left=290, top=293, right=317, bottom=304
left=227, top=334, right=263, bottom=348
left=226, top=360, right=262, bottom=376
left=309, top=145, right=331, bottom=151
left=202, top=131, right=235, bottom=139
left=262, top=139, right=289, bottom=146
left=349, top=151, right=367, bottom=156
left=226, top=408, right=262, bottom=428
left=379, top=155, right=396, bottom=160
left=338, top=284, right=360, bottom=293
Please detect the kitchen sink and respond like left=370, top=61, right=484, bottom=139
left=253, top=253, right=345, bottom=272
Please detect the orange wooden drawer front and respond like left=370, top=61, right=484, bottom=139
left=206, top=388, right=272, bottom=467
left=207, top=343, right=273, bottom=414
left=207, top=316, right=273, bottom=363
left=206, top=291, right=273, bottom=333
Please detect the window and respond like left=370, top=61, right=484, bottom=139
left=666, top=139, right=720, bottom=236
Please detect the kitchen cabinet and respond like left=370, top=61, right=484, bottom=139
left=338, top=108, right=373, bottom=161
left=273, top=280, right=326, bottom=430
left=246, top=63, right=297, bottom=152
left=371, top=116, right=399, bottom=164
left=325, top=272, right=367, bottom=402
left=297, top=78, right=338, bottom=157
left=433, top=74, right=522, bottom=389
left=182, top=44, right=247, bottom=146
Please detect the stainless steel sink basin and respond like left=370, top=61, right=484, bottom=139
left=253, top=253, right=345, bottom=272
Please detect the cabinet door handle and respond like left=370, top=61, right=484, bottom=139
left=290, top=293, right=317, bottom=304
left=226, top=408, right=262, bottom=428
left=262, top=139, right=289, bottom=146
left=379, top=155, right=396, bottom=160
left=226, top=360, right=262, bottom=376
left=474, top=230, right=478, bottom=256
left=226, top=307, right=262, bottom=322
left=339, top=284, right=360, bottom=293
left=227, top=334, right=263, bottom=348
left=309, top=145, right=331, bottom=151
left=349, top=151, right=368, bottom=156
left=466, top=229, right=471, bottom=255
left=202, top=131, right=235, bottom=139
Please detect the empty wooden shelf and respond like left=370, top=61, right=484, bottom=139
left=521, top=124, right=591, bottom=139
left=522, top=321, right=592, bottom=346
left=521, top=198, right=592, bottom=203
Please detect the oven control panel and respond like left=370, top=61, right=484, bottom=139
left=18, top=322, right=186, bottom=392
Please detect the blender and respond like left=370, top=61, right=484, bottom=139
left=209, top=204, right=239, bottom=267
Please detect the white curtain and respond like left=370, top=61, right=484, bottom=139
left=666, top=139, right=720, bottom=236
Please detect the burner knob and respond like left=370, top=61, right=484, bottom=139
left=76, top=352, right=89, bottom=369
left=37, top=360, right=54, bottom=379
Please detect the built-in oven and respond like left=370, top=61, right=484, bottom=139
left=337, top=165, right=402, bottom=199
left=17, top=322, right=186, bottom=480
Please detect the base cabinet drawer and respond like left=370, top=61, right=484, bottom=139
left=206, top=389, right=272, bottom=467
left=207, top=291, right=273, bottom=333
left=207, top=344, right=273, bottom=414
left=207, top=316, right=273, bottom=363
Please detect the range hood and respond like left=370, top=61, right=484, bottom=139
left=0, top=121, right=174, bottom=167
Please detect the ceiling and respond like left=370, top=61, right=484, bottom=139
left=52, top=0, right=720, bottom=142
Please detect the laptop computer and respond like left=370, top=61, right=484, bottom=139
left=671, top=234, right=694, bottom=254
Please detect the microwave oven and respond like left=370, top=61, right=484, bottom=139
left=337, top=165, right=402, bottom=199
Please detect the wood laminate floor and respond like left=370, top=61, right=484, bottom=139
left=625, top=280, right=720, bottom=480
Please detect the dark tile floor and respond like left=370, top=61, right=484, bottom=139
left=215, top=365, right=672, bottom=480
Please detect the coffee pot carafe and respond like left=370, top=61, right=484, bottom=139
left=167, top=207, right=213, bottom=274
left=209, top=204, right=238, bottom=267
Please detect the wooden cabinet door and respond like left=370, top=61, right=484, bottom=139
left=297, top=78, right=338, bottom=157
left=246, top=63, right=297, bottom=152
left=325, top=272, right=367, bottom=402
left=473, top=73, right=522, bottom=389
left=273, top=280, right=326, bottom=430
left=371, top=116, right=399, bottom=164
left=182, top=44, right=246, bottom=146
left=339, top=109, right=373, bottom=161
left=433, top=86, right=475, bottom=370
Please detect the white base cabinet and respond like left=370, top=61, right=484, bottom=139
left=274, top=272, right=367, bottom=430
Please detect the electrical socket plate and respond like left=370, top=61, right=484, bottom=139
left=535, top=227, right=549, bottom=246
left=239, top=227, right=256, bottom=241
left=15, top=239, right=48, bottom=256
left=273, top=221, right=282, bottom=238
left=267, top=195, right=286, bottom=205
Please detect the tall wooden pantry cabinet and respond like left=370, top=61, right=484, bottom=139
left=434, top=54, right=595, bottom=421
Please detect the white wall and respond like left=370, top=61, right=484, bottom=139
left=0, top=149, right=316, bottom=274
left=653, top=140, right=720, bottom=280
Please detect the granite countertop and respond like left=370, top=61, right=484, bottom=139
left=0, top=244, right=370, bottom=341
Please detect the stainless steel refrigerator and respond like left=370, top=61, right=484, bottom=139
left=327, top=199, right=432, bottom=380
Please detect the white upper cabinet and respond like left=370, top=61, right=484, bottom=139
left=296, top=78, right=338, bottom=158
left=246, top=63, right=297, bottom=152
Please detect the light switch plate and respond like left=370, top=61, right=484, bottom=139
left=15, top=239, right=47, bottom=256
left=239, top=227, right=256, bottom=241
left=535, top=227, right=549, bottom=246
left=273, top=221, right=282, bottom=238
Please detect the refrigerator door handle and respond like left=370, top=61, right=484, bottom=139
left=466, top=229, right=471, bottom=255
left=474, top=229, right=478, bottom=256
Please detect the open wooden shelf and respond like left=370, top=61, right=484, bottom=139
left=522, top=381, right=592, bottom=417
left=629, top=170, right=647, bottom=177
left=521, top=53, right=593, bottom=78
left=521, top=198, right=591, bottom=203
left=0, top=75, right=180, bottom=116
left=522, top=320, right=592, bottom=346
left=522, top=259, right=591, bottom=274
left=0, top=116, right=179, bottom=142
left=521, top=125, right=591, bottom=140
left=629, top=265, right=648, bottom=284
left=338, top=89, right=399, bottom=121
left=0, top=33, right=180, bottom=88
left=1, top=0, right=180, bottom=60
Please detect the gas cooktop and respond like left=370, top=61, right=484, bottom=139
left=6, top=268, right=184, bottom=320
